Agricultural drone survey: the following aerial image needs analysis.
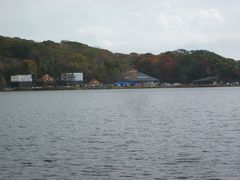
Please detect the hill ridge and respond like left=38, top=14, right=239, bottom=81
left=0, top=35, right=240, bottom=87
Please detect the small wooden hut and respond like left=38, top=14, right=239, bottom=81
left=41, top=74, right=54, bottom=87
left=41, top=74, right=54, bottom=82
left=88, top=79, right=102, bottom=87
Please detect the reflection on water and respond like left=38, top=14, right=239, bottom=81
left=0, top=87, right=240, bottom=179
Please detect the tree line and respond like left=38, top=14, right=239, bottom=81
left=0, top=35, right=240, bottom=88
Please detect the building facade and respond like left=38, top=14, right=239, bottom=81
left=60, top=72, right=83, bottom=86
left=114, top=69, right=159, bottom=86
left=10, top=74, right=33, bottom=87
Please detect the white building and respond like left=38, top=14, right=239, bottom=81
left=61, top=73, right=83, bottom=82
left=11, top=75, right=32, bottom=82
left=10, top=74, right=32, bottom=88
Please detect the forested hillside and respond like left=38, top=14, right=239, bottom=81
left=0, top=35, right=240, bottom=88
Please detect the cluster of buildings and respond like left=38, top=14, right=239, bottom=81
left=10, top=68, right=234, bottom=89
left=10, top=73, right=84, bottom=88
left=113, top=68, right=159, bottom=87
left=9, top=69, right=161, bottom=89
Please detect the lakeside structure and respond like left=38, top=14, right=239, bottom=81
left=39, top=74, right=55, bottom=87
left=87, top=79, right=102, bottom=88
left=10, top=74, right=33, bottom=88
left=193, top=77, right=218, bottom=85
left=114, top=69, right=160, bottom=87
left=60, top=73, right=83, bottom=87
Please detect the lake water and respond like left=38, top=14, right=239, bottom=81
left=0, top=87, right=240, bottom=179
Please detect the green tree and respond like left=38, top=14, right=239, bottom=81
left=22, top=59, right=37, bottom=75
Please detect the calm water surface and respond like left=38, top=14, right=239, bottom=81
left=0, top=87, right=240, bottom=179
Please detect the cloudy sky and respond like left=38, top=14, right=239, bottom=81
left=0, top=0, right=240, bottom=59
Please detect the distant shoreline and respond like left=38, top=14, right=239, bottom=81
left=1, top=84, right=240, bottom=92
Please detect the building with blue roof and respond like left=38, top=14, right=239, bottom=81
left=114, top=69, right=159, bottom=87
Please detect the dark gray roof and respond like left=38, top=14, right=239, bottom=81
left=194, top=77, right=217, bottom=82
left=124, top=72, right=159, bottom=82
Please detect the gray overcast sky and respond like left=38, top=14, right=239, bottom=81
left=0, top=0, right=240, bottom=59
